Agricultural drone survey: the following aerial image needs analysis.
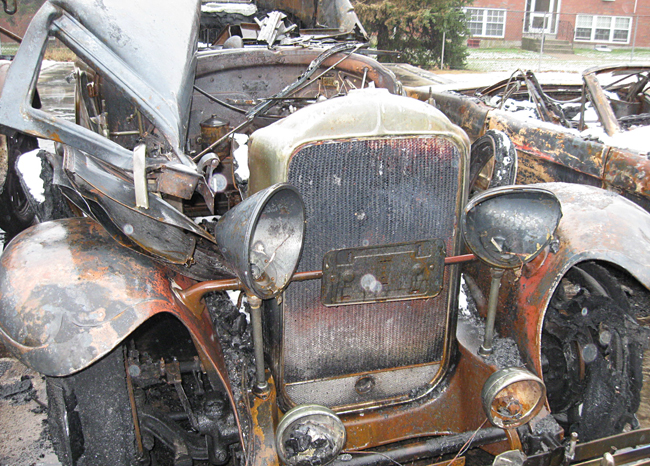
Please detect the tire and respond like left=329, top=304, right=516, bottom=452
left=541, top=262, right=646, bottom=442
left=468, top=130, right=518, bottom=196
left=46, top=346, right=140, bottom=466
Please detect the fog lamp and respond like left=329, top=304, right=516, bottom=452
left=276, top=405, right=346, bottom=466
left=481, top=367, right=546, bottom=429
left=216, top=183, right=305, bottom=299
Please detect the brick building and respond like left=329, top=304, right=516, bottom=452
left=465, top=0, right=650, bottom=48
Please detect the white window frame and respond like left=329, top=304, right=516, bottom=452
left=574, top=14, right=632, bottom=43
left=465, top=8, right=507, bottom=38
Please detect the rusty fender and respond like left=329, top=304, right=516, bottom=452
left=0, top=217, right=233, bottom=386
left=493, top=182, right=650, bottom=376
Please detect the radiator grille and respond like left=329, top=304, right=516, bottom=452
left=284, top=137, right=461, bottom=395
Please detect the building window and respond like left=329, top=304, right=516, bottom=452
left=613, top=17, right=631, bottom=42
left=465, top=8, right=506, bottom=38
left=574, top=14, right=631, bottom=43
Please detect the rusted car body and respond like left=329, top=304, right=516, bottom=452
left=1, top=1, right=650, bottom=466
left=411, top=66, right=650, bottom=211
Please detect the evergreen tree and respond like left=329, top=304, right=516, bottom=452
left=354, top=0, right=470, bottom=69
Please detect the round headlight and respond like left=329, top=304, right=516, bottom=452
left=481, top=367, right=546, bottom=429
left=276, top=405, right=346, bottom=466
left=462, top=186, right=562, bottom=269
left=216, top=183, right=305, bottom=299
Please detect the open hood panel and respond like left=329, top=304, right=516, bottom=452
left=53, top=0, right=200, bottom=141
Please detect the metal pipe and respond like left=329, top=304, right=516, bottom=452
left=330, top=428, right=508, bottom=466
left=0, top=26, right=21, bottom=43
left=445, top=253, right=476, bottom=265
left=174, top=277, right=243, bottom=315
left=248, top=295, right=268, bottom=394
left=110, top=130, right=141, bottom=136
left=175, top=255, right=476, bottom=314
left=479, top=267, right=505, bottom=355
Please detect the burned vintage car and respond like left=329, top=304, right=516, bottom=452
left=1, top=1, right=650, bottom=465
left=414, top=66, right=650, bottom=210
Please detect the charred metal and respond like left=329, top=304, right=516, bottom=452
left=0, top=1, right=650, bottom=466
left=411, top=66, right=650, bottom=213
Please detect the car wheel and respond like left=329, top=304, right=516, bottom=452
left=541, top=262, right=646, bottom=442
left=468, top=130, right=518, bottom=196
left=46, top=346, right=141, bottom=466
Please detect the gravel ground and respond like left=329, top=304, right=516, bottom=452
left=0, top=358, right=61, bottom=466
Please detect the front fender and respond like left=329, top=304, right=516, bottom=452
left=498, top=182, right=650, bottom=375
left=0, top=217, right=202, bottom=376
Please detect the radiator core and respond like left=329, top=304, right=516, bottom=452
left=279, top=136, right=463, bottom=408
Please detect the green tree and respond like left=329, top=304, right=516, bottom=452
left=354, top=0, right=470, bottom=69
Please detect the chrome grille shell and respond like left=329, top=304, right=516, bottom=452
left=247, top=89, right=470, bottom=411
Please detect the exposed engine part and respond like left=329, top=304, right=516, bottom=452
left=200, top=116, right=231, bottom=155
left=121, top=315, right=241, bottom=465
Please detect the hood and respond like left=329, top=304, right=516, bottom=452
left=0, top=0, right=201, bottom=168
left=53, top=0, right=200, bottom=147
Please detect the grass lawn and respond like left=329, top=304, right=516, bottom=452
left=466, top=47, right=650, bottom=73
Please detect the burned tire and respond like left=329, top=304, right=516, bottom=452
left=46, top=346, right=139, bottom=466
left=541, top=262, right=646, bottom=442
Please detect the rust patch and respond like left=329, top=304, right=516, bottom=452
left=604, top=147, right=650, bottom=197
left=341, top=337, right=493, bottom=450
left=249, top=376, right=281, bottom=466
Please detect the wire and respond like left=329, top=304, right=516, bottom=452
left=193, top=85, right=248, bottom=114
left=450, top=419, right=489, bottom=464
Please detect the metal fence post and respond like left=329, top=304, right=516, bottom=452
left=441, top=30, right=446, bottom=69
left=630, top=13, right=639, bottom=63
left=538, top=13, right=547, bottom=72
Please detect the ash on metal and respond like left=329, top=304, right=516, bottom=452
left=205, top=291, right=256, bottom=446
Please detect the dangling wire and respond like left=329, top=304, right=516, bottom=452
left=450, top=419, right=489, bottom=464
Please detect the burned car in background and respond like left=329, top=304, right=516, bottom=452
left=414, top=66, right=650, bottom=211
left=1, top=1, right=650, bottom=465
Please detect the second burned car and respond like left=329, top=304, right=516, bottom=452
left=0, top=1, right=650, bottom=465
left=416, top=66, right=650, bottom=210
